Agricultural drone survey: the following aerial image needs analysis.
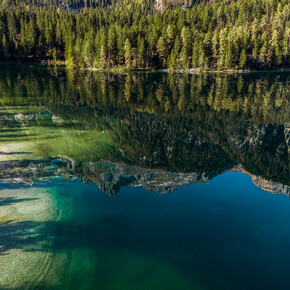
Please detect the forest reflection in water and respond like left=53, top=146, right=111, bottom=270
left=0, top=63, right=290, bottom=290
left=0, top=63, right=288, bottom=194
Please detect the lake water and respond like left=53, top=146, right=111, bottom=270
left=0, top=63, right=289, bottom=289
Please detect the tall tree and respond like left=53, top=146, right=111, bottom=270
left=124, top=38, right=132, bottom=69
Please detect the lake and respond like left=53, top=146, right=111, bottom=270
left=0, top=63, right=289, bottom=289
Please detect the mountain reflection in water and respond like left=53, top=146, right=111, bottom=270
left=0, top=63, right=289, bottom=196
left=1, top=63, right=290, bottom=290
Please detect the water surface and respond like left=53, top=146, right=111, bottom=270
left=0, top=63, right=289, bottom=289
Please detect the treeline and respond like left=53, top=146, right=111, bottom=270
left=0, top=0, right=289, bottom=70
left=2, top=0, right=116, bottom=9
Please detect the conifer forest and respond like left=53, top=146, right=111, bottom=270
left=0, top=0, right=289, bottom=70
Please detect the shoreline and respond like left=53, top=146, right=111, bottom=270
left=1, top=59, right=289, bottom=74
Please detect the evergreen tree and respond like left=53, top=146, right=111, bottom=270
left=99, top=44, right=107, bottom=69
left=157, top=36, right=166, bottom=67
left=239, top=49, right=247, bottom=68
left=124, top=38, right=132, bottom=69
left=138, top=37, right=145, bottom=68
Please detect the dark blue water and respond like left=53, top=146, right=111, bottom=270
left=0, top=63, right=289, bottom=289
left=2, top=172, right=286, bottom=289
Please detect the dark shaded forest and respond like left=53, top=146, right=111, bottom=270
left=0, top=0, right=289, bottom=70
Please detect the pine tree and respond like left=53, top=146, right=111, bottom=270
left=100, top=44, right=107, bottom=69
left=2, top=34, right=9, bottom=57
left=239, top=49, right=247, bottom=68
left=191, top=40, right=199, bottom=68
left=52, top=48, right=57, bottom=62
left=138, top=37, right=145, bottom=68
left=218, top=28, right=228, bottom=69
left=124, top=38, right=132, bottom=69
left=65, top=40, right=75, bottom=67
left=108, top=26, right=117, bottom=65
left=157, top=36, right=166, bottom=67
left=166, top=24, right=174, bottom=48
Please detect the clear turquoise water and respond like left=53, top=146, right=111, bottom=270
left=0, top=63, right=289, bottom=289
left=2, top=172, right=290, bottom=289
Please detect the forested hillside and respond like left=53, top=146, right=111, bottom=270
left=0, top=0, right=289, bottom=70
left=1, top=0, right=114, bottom=8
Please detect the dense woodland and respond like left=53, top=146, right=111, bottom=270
left=0, top=0, right=289, bottom=70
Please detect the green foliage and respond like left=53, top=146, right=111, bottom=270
left=239, top=49, right=247, bottom=68
left=124, top=38, right=132, bottom=69
left=0, top=0, right=289, bottom=70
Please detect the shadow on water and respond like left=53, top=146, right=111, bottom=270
left=0, top=212, right=289, bottom=290
left=0, top=197, right=39, bottom=207
left=0, top=218, right=135, bottom=255
left=0, top=220, right=47, bottom=256
left=0, top=129, right=25, bottom=133
left=0, top=178, right=56, bottom=191
left=0, top=134, right=37, bottom=139
left=1, top=184, right=290, bottom=290
left=0, top=152, right=33, bottom=155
